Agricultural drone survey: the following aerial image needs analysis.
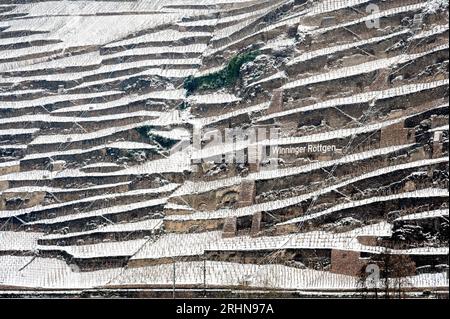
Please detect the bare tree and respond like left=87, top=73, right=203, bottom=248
left=358, top=250, right=416, bottom=299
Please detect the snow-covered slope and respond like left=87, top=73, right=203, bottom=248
left=0, top=0, right=448, bottom=296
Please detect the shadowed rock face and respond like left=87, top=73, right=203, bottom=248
left=0, top=0, right=448, bottom=295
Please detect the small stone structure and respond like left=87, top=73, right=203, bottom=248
left=330, top=249, right=366, bottom=277
left=380, top=122, right=414, bottom=148
left=267, top=89, right=284, bottom=114
left=250, top=212, right=262, bottom=237
left=238, top=180, right=256, bottom=207
left=222, top=217, right=238, bottom=238
left=432, top=131, right=443, bottom=159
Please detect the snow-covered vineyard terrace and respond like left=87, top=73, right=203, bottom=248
left=0, top=0, right=448, bottom=297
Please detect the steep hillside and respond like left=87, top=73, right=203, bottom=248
left=0, top=0, right=448, bottom=297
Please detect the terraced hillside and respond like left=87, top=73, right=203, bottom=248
left=0, top=0, right=448, bottom=297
